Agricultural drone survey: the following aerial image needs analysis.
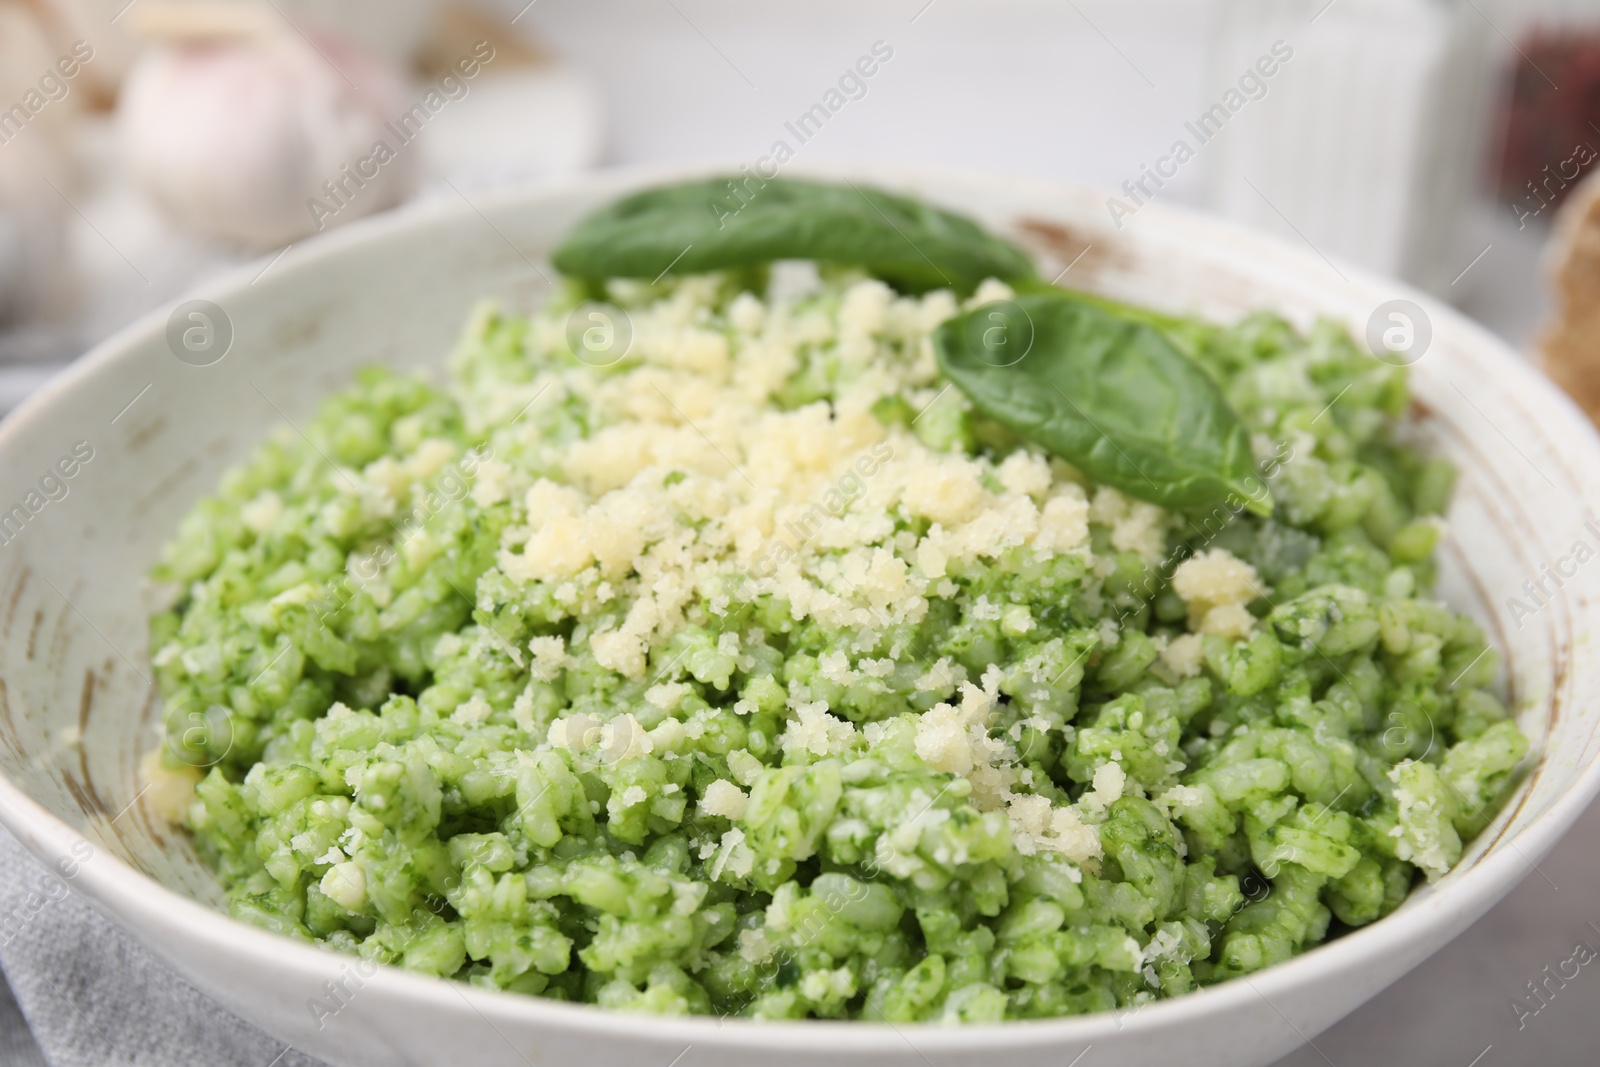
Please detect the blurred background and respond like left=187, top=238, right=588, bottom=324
left=8, top=0, right=1600, bottom=416
left=5, top=0, right=1600, bottom=1061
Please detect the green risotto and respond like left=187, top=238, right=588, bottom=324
left=149, top=183, right=1528, bottom=1023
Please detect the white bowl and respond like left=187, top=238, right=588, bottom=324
left=0, top=163, right=1595, bottom=1067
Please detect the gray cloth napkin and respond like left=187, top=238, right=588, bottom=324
left=0, top=825, right=328, bottom=1067
left=0, top=964, right=48, bottom=1067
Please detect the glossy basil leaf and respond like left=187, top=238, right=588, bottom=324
left=934, top=291, right=1271, bottom=516
left=1011, top=276, right=1220, bottom=360
left=551, top=177, right=1037, bottom=295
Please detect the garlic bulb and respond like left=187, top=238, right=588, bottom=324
left=28, top=0, right=139, bottom=105
left=275, top=0, right=444, bottom=65
left=118, top=31, right=416, bottom=249
left=0, top=136, right=71, bottom=328
left=0, top=1, right=73, bottom=326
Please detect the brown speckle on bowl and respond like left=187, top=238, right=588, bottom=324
left=0, top=679, right=18, bottom=761
left=126, top=413, right=168, bottom=455
left=3, top=565, right=29, bottom=638
left=1015, top=218, right=1125, bottom=281
left=78, top=666, right=95, bottom=739
left=270, top=301, right=336, bottom=354
left=133, top=456, right=204, bottom=521
left=25, top=608, right=43, bottom=663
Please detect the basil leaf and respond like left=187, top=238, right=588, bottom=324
left=934, top=291, right=1271, bottom=516
left=552, top=177, right=1037, bottom=295
left=1012, top=277, right=1221, bottom=359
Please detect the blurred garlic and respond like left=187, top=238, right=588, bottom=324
left=32, top=0, right=443, bottom=105
left=118, top=29, right=416, bottom=249
left=0, top=137, right=72, bottom=328
left=0, top=1, right=75, bottom=326
left=27, top=0, right=140, bottom=106
left=273, top=0, right=444, bottom=66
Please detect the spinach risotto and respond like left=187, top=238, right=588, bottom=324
left=147, top=179, right=1529, bottom=1022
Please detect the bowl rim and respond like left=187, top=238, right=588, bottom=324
left=1, top=158, right=1597, bottom=1053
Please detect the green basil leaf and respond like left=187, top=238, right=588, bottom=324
left=551, top=177, right=1037, bottom=295
left=934, top=291, right=1271, bottom=516
left=1012, top=277, right=1220, bottom=359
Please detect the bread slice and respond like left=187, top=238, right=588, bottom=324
left=1539, top=170, right=1600, bottom=424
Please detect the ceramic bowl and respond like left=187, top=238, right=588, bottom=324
left=0, top=163, right=1596, bottom=1067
